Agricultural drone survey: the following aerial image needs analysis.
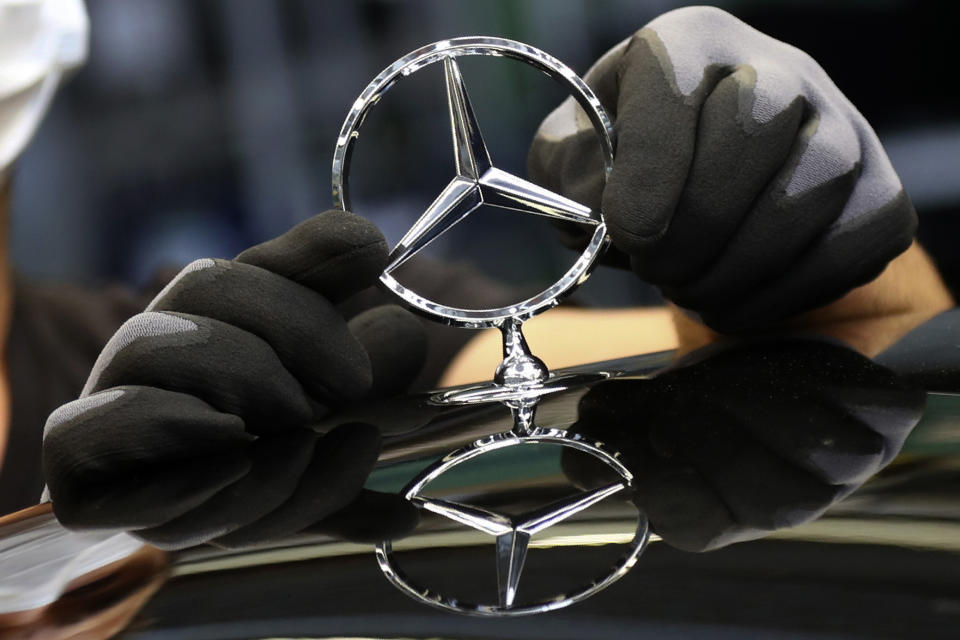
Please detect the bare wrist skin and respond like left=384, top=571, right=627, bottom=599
left=671, top=241, right=956, bottom=357
left=441, top=242, right=954, bottom=387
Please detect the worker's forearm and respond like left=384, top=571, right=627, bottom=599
left=671, top=241, right=955, bottom=357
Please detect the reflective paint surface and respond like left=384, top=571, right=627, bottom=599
left=4, top=335, right=960, bottom=637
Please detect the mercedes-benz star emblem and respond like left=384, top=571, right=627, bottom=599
left=332, top=37, right=648, bottom=617
left=375, top=429, right=649, bottom=616
left=333, top=36, right=613, bottom=330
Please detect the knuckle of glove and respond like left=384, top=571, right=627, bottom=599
left=148, top=257, right=373, bottom=403
left=235, top=209, right=389, bottom=303
left=43, top=387, right=249, bottom=469
left=82, top=310, right=313, bottom=428
left=82, top=311, right=204, bottom=396
left=42, top=386, right=253, bottom=529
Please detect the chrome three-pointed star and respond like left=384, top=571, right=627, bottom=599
left=384, top=55, right=600, bottom=273
left=413, top=482, right=624, bottom=608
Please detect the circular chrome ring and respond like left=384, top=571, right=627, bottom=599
left=332, top=37, right=615, bottom=328
left=375, top=429, right=649, bottom=616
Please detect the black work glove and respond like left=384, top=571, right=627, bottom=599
left=564, top=338, right=925, bottom=552
left=529, top=6, right=916, bottom=332
left=42, top=210, right=425, bottom=548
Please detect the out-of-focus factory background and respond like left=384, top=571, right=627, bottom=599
left=11, top=0, right=960, bottom=305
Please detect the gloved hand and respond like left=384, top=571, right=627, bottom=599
left=42, top=209, right=426, bottom=547
left=564, top=338, right=925, bottom=551
left=529, top=6, right=916, bottom=332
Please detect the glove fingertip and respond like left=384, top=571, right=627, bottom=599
left=236, top=210, right=388, bottom=302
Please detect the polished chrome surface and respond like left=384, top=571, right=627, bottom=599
left=493, top=319, right=549, bottom=389
left=438, top=319, right=612, bottom=408
left=383, top=58, right=596, bottom=276
left=332, top=36, right=614, bottom=329
left=407, top=484, right=629, bottom=609
left=336, top=37, right=643, bottom=615
left=376, top=428, right=649, bottom=616
left=430, top=370, right=611, bottom=406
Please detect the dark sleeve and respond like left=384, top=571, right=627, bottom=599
left=0, top=276, right=147, bottom=515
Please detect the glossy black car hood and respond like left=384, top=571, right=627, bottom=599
left=4, top=314, right=960, bottom=639
left=132, top=321, right=960, bottom=639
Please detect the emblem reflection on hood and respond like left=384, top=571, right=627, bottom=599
left=332, top=37, right=648, bottom=616
left=376, top=429, right=648, bottom=616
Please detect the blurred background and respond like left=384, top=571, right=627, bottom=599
left=10, top=0, right=960, bottom=305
